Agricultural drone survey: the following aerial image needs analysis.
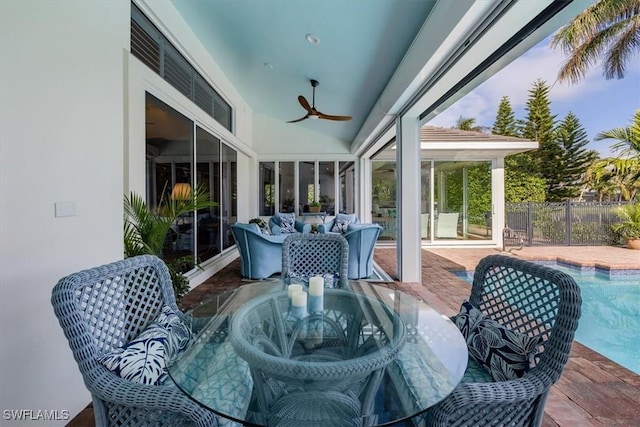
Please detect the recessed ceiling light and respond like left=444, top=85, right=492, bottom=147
left=305, top=33, right=320, bottom=45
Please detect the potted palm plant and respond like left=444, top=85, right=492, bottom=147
left=611, top=203, right=640, bottom=250
left=123, top=183, right=217, bottom=301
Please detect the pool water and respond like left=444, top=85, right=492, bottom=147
left=454, top=264, right=640, bottom=375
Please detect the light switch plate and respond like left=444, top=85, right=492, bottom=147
left=55, top=202, right=76, bottom=217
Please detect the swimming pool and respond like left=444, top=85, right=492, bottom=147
left=454, top=263, right=640, bottom=375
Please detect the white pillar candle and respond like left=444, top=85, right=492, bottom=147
left=308, top=277, right=324, bottom=313
left=309, top=276, right=324, bottom=289
left=291, top=290, right=307, bottom=319
left=287, top=284, right=303, bottom=299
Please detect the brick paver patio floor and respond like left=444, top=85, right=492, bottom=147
left=68, top=246, right=639, bottom=427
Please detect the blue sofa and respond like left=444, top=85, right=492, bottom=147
left=230, top=223, right=288, bottom=279
left=343, top=223, right=383, bottom=279
left=269, top=212, right=311, bottom=235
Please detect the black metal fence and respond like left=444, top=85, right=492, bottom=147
left=505, top=201, right=632, bottom=246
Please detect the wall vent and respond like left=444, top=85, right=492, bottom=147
left=131, top=3, right=232, bottom=132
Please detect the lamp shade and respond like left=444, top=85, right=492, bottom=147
left=171, top=183, right=192, bottom=200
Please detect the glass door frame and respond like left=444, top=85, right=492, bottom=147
left=421, top=158, right=498, bottom=246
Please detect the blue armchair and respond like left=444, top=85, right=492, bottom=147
left=231, top=223, right=287, bottom=279
left=269, top=212, right=311, bottom=235
left=318, top=213, right=360, bottom=234
left=343, top=224, right=382, bottom=279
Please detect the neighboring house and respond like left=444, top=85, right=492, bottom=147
left=0, top=0, right=584, bottom=423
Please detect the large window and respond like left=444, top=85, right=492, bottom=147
left=260, top=160, right=355, bottom=216
left=299, top=162, right=314, bottom=212
left=279, top=162, right=295, bottom=213
left=318, top=161, right=335, bottom=214
left=425, top=160, right=493, bottom=241
left=371, top=142, right=493, bottom=243
left=195, top=126, right=220, bottom=262
left=145, top=93, right=237, bottom=267
left=259, top=162, right=275, bottom=216
left=220, top=144, right=237, bottom=250
left=371, top=145, right=397, bottom=241
left=339, top=161, right=355, bottom=214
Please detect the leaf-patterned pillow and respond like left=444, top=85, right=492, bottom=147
left=452, top=300, right=484, bottom=342
left=279, top=213, right=296, bottom=233
left=331, top=218, right=351, bottom=233
left=154, top=305, right=193, bottom=364
left=97, top=305, right=193, bottom=385
left=331, top=213, right=357, bottom=233
left=454, top=301, right=542, bottom=381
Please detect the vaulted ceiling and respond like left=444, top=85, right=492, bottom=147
left=171, top=0, right=436, bottom=143
left=169, top=0, right=589, bottom=147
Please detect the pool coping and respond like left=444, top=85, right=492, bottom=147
left=451, top=258, right=640, bottom=280
left=531, top=259, right=640, bottom=278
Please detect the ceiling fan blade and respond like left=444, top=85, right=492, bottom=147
left=286, top=114, right=310, bottom=123
left=298, top=96, right=313, bottom=114
left=317, top=111, right=352, bottom=121
left=287, top=80, right=350, bottom=124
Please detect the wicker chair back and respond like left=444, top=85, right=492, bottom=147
left=281, top=233, right=349, bottom=286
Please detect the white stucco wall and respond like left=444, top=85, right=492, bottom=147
left=0, top=0, right=257, bottom=424
left=0, top=1, right=129, bottom=424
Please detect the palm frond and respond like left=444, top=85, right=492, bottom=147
left=551, top=0, right=640, bottom=83
left=123, top=184, right=218, bottom=302
left=595, top=109, right=640, bottom=157
left=123, top=184, right=217, bottom=258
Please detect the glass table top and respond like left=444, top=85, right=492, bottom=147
left=168, top=280, right=467, bottom=426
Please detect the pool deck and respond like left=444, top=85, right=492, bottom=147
left=68, top=245, right=639, bottom=427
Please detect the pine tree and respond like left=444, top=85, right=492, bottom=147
left=492, top=95, right=546, bottom=202
left=521, top=79, right=558, bottom=199
left=521, top=80, right=556, bottom=146
left=549, top=112, right=598, bottom=200
left=491, top=96, right=518, bottom=136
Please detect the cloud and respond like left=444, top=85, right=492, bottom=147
left=428, top=36, right=612, bottom=129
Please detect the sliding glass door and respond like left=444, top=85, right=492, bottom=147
left=423, top=160, right=493, bottom=242
left=145, top=92, right=237, bottom=267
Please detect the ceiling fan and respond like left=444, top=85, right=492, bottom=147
left=287, top=79, right=352, bottom=123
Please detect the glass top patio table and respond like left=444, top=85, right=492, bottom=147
left=168, top=280, right=467, bottom=427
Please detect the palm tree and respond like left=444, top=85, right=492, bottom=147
left=454, top=116, right=486, bottom=132
left=124, top=184, right=217, bottom=301
left=594, top=110, right=640, bottom=199
left=582, top=156, right=640, bottom=201
left=551, top=0, right=640, bottom=83
left=582, top=158, right=617, bottom=201
left=596, top=109, right=640, bottom=157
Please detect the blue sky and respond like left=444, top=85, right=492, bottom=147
left=428, top=36, right=640, bottom=157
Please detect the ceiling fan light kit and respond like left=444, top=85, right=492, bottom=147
left=287, top=79, right=352, bottom=123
